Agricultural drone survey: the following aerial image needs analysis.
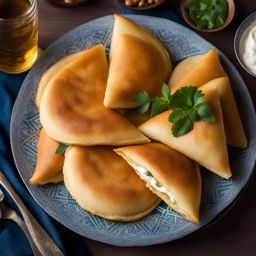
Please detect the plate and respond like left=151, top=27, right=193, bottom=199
left=10, top=15, right=256, bottom=246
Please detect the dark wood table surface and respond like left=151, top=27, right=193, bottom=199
left=38, top=0, right=256, bottom=255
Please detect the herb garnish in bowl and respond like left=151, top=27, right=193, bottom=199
left=187, top=0, right=228, bottom=29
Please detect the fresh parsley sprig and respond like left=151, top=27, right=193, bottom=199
left=187, top=0, right=228, bottom=30
left=169, top=86, right=215, bottom=136
left=133, top=91, right=151, bottom=114
left=132, top=83, right=171, bottom=117
left=133, top=84, right=215, bottom=137
left=151, top=84, right=172, bottom=117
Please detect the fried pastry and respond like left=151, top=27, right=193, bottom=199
left=35, top=52, right=82, bottom=109
left=139, top=86, right=232, bottom=179
left=115, top=143, right=202, bottom=224
left=169, top=49, right=226, bottom=91
left=30, top=128, right=64, bottom=185
left=39, top=44, right=149, bottom=146
left=63, top=146, right=160, bottom=221
left=104, top=15, right=172, bottom=109
left=200, top=77, right=247, bottom=148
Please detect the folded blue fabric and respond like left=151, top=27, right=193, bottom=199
left=0, top=4, right=181, bottom=255
left=0, top=72, right=91, bottom=256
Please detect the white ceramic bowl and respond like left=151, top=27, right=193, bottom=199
left=234, top=12, right=256, bottom=77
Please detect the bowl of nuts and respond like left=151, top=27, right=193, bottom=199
left=121, top=0, right=164, bottom=10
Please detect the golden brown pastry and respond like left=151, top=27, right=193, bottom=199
left=35, top=52, right=82, bottom=109
left=200, top=77, right=247, bottom=148
left=169, top=55, right=203, bottom=86
left=63, top=146, right=161, bottom=222
left=30, top=128, right=64, bottom=185
left=115, top=143, right=202, bottom=224
left=139, top=86, right=232, bottom=179
left=39, top=44, right=149, bottom=146
left=169, top=49, right=226, bottom=91
left=104, top=15, right=172, bottom=109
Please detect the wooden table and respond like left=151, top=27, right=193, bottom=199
left=38, top=0, right=256, bottom=255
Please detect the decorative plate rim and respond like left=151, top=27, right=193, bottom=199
left=10, top=14, right=256, bottom=246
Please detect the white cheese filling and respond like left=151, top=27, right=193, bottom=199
left=131, top=164, right=175, bottom=203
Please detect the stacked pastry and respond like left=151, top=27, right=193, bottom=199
left=30, top=15, right=247, bottom=224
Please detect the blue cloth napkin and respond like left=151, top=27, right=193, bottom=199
left=0, top=4, right=181, bottom=255
left=0, top=72, right=91, bottom=256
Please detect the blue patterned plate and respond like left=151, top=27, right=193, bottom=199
left=10, top=15, right=256, bottom=246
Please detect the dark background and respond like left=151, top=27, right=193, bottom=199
left=38, top=0, right=256, bottom=255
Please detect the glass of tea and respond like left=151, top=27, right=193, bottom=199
left=0, top=0, right=38, bottom=74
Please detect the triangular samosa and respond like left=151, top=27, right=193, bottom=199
left=115, top=143, right=202, bottom=224
left=200, top=77, right=247, bottom=148
left=139, top=86, right=232, bottom=179
left=40, top=44, right=149, bottom=146
left=104, top=15, right=172, bottom=109
left=169, top=49, right=226, bottom=91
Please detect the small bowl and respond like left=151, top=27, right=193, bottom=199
left=120, top=0, right=164, bottom=11
left=234, top=12, right=256, bottom=77
left=180, top=0, right=235, bottom=32
left=47, top=0, right=88, bottom=8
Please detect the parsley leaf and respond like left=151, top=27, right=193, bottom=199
left=187, top=0, right=228, bottom=30
left=133, top=84, right=215, bottom=137
left=150, top=83, right=172, bottom=117
left=169, top=108, right=190, bottom=123
left=133, top=83, right=172, bottom=117
left=193, top=90, right=204, bottom=105
left=133, top=91, right=151, bottom=114
left=188, top=108, right=199, bottom=122
left=56, top=143, right=68, bottom=155
left=197, top=103, right=216, bottom=122
left=168, top=86, right=215, bottom=137
left=171, top=86, right=197, bottom=109
left=145, top=171, right=154, bottom=177
left=151, top=97, right=169, bottom=117
left=172, top=117, right=193, bottom=137
left=162, top=83, right=171, bottom=101
left=139, top=101, right=151, bottom=114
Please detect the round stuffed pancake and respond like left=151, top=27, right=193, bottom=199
left=35, top=51, right=82, bottom=109
left=39, top=44, right=149, bottom=146
left=63, top=146, right=161, bottom=222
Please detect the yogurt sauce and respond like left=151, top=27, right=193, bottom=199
left=240, top=20, right=256, bottom=75
left=131, top=164, right=176, bottom=203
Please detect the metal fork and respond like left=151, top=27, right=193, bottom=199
left=0, top=187, right=41, bottom=255
left=0, top=171, right=64, bottom=256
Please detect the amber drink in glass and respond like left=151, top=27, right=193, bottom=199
left=0, top=0, right=38, bottom=74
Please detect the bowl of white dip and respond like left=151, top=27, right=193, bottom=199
left=234, top=12, right=256, bottom=77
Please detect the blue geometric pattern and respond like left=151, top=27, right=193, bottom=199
left=10, top=15, right=256, bottom=246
